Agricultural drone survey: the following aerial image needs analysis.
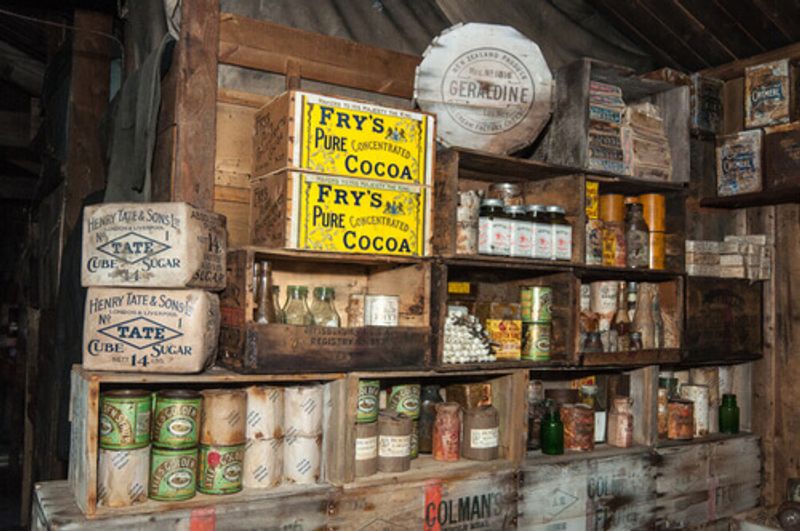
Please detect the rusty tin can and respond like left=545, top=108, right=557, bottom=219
left=667, top=399, right=694, bottom=440
left=152, top=390, right=201, bottom=449
left=433, top=402, right=461, bottom=462
left=100, top=390, right=152, bottom=450
left=560, top=403, right=595, bottom=451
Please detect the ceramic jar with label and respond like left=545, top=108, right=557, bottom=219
left=547, top=206, right=572, bottom=261
left=527, top=205, right=552, bottom=259
left=462, top=405, right=499, bottom=461
left=506, top=205, right=533, bottom=257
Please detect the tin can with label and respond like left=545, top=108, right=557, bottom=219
left=522, top=322, right=551, bottom=361
left=100, top=390, right=152, bottom=450
left=667, top=399, right=694, bottom=440
left=387, top=384, right=421, bottom=419
left=197, top=443, right=245, bottom=495
left=148, top=447, right=197, bottom=501
left=680, top=384, right=710, bottom=437
left=355, top=421, right=378, bottom=477
left=364, top=295, right=399, bottom=326
left=357, top=379, right=380, bottom=424
left=152, top=390, right=201, bottom=449
left=520, top=286, right=552, bottom=323
left=98, top=446, right=149, bottom=507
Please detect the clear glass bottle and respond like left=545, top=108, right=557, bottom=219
left=283, top=285, right=313, bottom=325
left=625, top=203, right=650, bottom=268
left=627, top=282, right=638, bottom=321
left=632, top=283, right=656, bottom=349
left=613, top=281, right=631, bottom=351
left=272, top=286, right=284, bottom=323
left=254, top=261, right=277, bottom=324
left=309, top=287, right=341, bottom=327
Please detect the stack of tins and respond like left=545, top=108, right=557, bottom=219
left=387, top=384, right=421, bottom=459
left=354, top=380, right=380, bottom=477
left=520, top=286, right=552, bottom=361
left=98, top=391, right=151, bottom=508
left=150, top=390, right=202, bottom=501
left=433, top=383, right=500, bottom=462
left=198, top=390, right=246, bottom=494
left=284, top=385, right=324, bottom=484
left=560, top=404, right=595, bottom=452
left=243, top=386, right=284, bottom=488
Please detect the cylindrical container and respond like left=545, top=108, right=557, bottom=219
left=200, top=389, right=246, bottom=446
left=545, top=388, right=579, bottom=406
left=378, top=411, right=412, bottom=472
left=387, top=384, right=421, bottom=420
left=560, top=404, right=595, bottom=452
left=488, top=182, right=522, bottom=205
left=480, top=199, right=510, bottom=256
left=355, top=421, right=378, bottom=477
left=528, top=205, right=552, bottom=259
left=585, top=219, right=604, bottom=265
left=284, top=434, right=322, bottom=484
left=639, top=194, right=665, bottom=232
left=197, top=443, right=245, bottom=494
left=600, top=194, right=624, bottom=224
left=680, top=384, right=710, bottom=437
left=520, top=286, right=552, bottom=323
left=719, top=394, right=740, bottom=434
left=506, top=205, right=533, bottom=258
left=243, top=438, right=283, bottom=489
left=667, top=399, right=694, bottom=440
left=456, top=190, right=481, bottom=255
left=462, top=406, right=499, bottom=461
left=607, top=398, right=634, bottom=448
left=410, top=419, right=419, bottom=459
left=522, top=322, right=551, bottom=361
left=364, top=295, right=399, bottom=326
left=527, top=399, right=547, bottom=451
left=100, top=390, right=152, bottom=450
left=97, top=446, right=149, bottom=507
left=245, top=386, right=284, bottom=441
left=284, top=385, right=324, bottom=437
left=718, top=366, right=734, bottom=396
left=540, top=404, right=564, bottom=455
left=648, top=231, right=665, bottom=270
left=357, top=380, right=380, bottom=424
left=547, top=206, right=572, bottom=261
left=432, top=403, right=461, bottom=462
left=600, top=194, right=626, bottom=267
left=418, top=385, right=442, bottom=454
left=148, top=446, right=197, bottom=501
left=346, top=294, right=365, bottom=327
left=690, top=368, right=720, bottom=434
left=657, top=388, right=669, bottom=438
left=152, top=390, right=201, bottom=449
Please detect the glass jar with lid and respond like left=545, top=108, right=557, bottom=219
left=283, top=285, right=313, bottom=325
left=488, top=182, right=523, bottom=206
left=309, top=287, right=341, bottom=327
left=479, top=199, right=510, bottom=256
left=526, top=204, right=551, bottom=260
left=505, top=205, right=532, bottom=258
left=546, top=206, right=572, bottom=261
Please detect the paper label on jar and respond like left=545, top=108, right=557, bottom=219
left=470, top=427, right=499, bottom=449
left=355, top=436, right=378, bottom=460
left=490, top=219, right=511, bottom=255
left=510, top=220, right=533, bottom=257
left=555, top=225, right=572, bottom=260
left=478, top=217, right=491, bottom=254
left=532, top=222, right=551, bottom=259
left=379, top=434, right=411, bottom=457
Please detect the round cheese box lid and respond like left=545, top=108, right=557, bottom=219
left=414, top=23, right=554, bottom=154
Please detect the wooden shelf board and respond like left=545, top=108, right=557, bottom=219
left=581, top=349, right=683, bottom=367
left=433, top=359, right=571, bottom=372
left=699, top=188, right=800, bottom=209
left=241, top=246, right=428, bottom=266
left=576, top=265, right=684, bottom=282
left=350, top=368, right=521, bottom=379
left=75, top=364, right=345, bottom=384
left=345, top=454, right=513, bottom=489
left=667, top=353, right=763, bottom=369
left=441, top=254, right=573, bottom=273
left=655, top=431, right=756, bottom=449
left=525, top=444, right=650, bottom=465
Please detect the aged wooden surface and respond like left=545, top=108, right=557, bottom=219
left=763, top=121, right=800, bottom=193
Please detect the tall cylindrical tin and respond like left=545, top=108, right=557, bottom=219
left=197, top=443, right=245, bottom=494
left=607, top=397, right=633, bottom=448
left=354, top=421, right=378, bottom=477
left=245, top=386, right=284, bottom=440
left=433, top=403, right=461, bottom=462
left=284, top=385, right=324, bottom=437
left=560, top=404, right=595, bottom=452
left=364, top=295, right=399, bottom=326
left=462, top=405, right=499, bottom=461
left=152, top=390, right=201, bottom=449
left=243, top=438, right=283, bottom=489
left=680, top=383, right=710, bottom=437
left=200, top=389, right=246, bottom=446
left=148, top=447, right=197, bottom=501
left=97, top=446, right=149, bottom=507
left=388, top=384, right=421, bottom=420
left=690, top=368, right=720, bottom=433
left=378, top=411, right=412, bottom=472
left=357, top=380, right=380, bottom=424
left=520, top=286, right=552, bottom=323
left=284, top=434, right=322, bottom=484
left=657, top=388, right=669, bottom=438
left=667, top=399, right=694, bottom=440
left=522, top=322, right=551, bottom=361
left=99, top=390, right=152, bottom=450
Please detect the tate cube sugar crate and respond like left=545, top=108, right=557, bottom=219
left=252, top=90, right=435, bottom=186
left=82, top=202, right=227, bottom=289
left=83, top=287, right=220, bottom=372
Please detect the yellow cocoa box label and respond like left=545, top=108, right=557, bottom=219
left=293, top=173, right=427, bottom=256
left=297, top=92, right=434, bottom=186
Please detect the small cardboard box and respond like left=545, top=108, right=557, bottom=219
left=690, top=73, right=723, bottom=134
left=745, top=59, right=798, bottom=128
left=716, top=130, right=763, bottom=196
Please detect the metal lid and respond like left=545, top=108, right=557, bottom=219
left=313, top=287, right=335, bottom=298
left=287, top=285, right=308, bottom=296
left=157, top=389, right=200, bottom=400
left=480, top=198, right=505, bottom=208
left=525, top=204, right=546, bottom=213
left=503, top=205, right=527, bottom=214
left=545, top=206, right=566, bottom=214
left=489, top=182, right=522, bottom=192
left=101, top=389, right=151, bottom=399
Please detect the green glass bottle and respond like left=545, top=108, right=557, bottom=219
left=540, top=401, right=564, bottom=455
left=719, top=394, right=740, bottom=434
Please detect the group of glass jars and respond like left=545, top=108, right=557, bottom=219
left=253, top=261, right=340, bottom=327
left=478, top=183, right=572, bottom=261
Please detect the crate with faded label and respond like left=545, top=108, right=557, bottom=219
left=251, top=171, right=431, bottom=257
left=691, top=74, right=723, bottom=134
left=82, top=203, right=226, bottom=289
left=253, top=90, right=435, bottom=186
left=716, top=130, right=763, bottom=197
left=745, top=59, right=798, bottom=128
left=82, top=288, right=220, bottom=373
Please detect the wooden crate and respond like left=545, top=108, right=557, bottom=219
left=763, top=121, right=800, bottom=193
left=32, top=480, right=331, bottom=530
left=430, top=260, right=577, bottom=369
left=219, top=248, right=431, bottom=373
left=329, top=369, right=528, bottom=485
left=250, top=170, right=432, bottom=257
left=518, top=447, right=658, bottom=530
left=533, top=58, right=690, bottom=183
left=577, top=272, right=685, bottom=367
left=685, top=277, right=763, bottom=363
left=330, top=467, right=519, bottom=529
left=68, top=365, right=345, bottom=518
left=656, top=435, right=761, bottom=528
